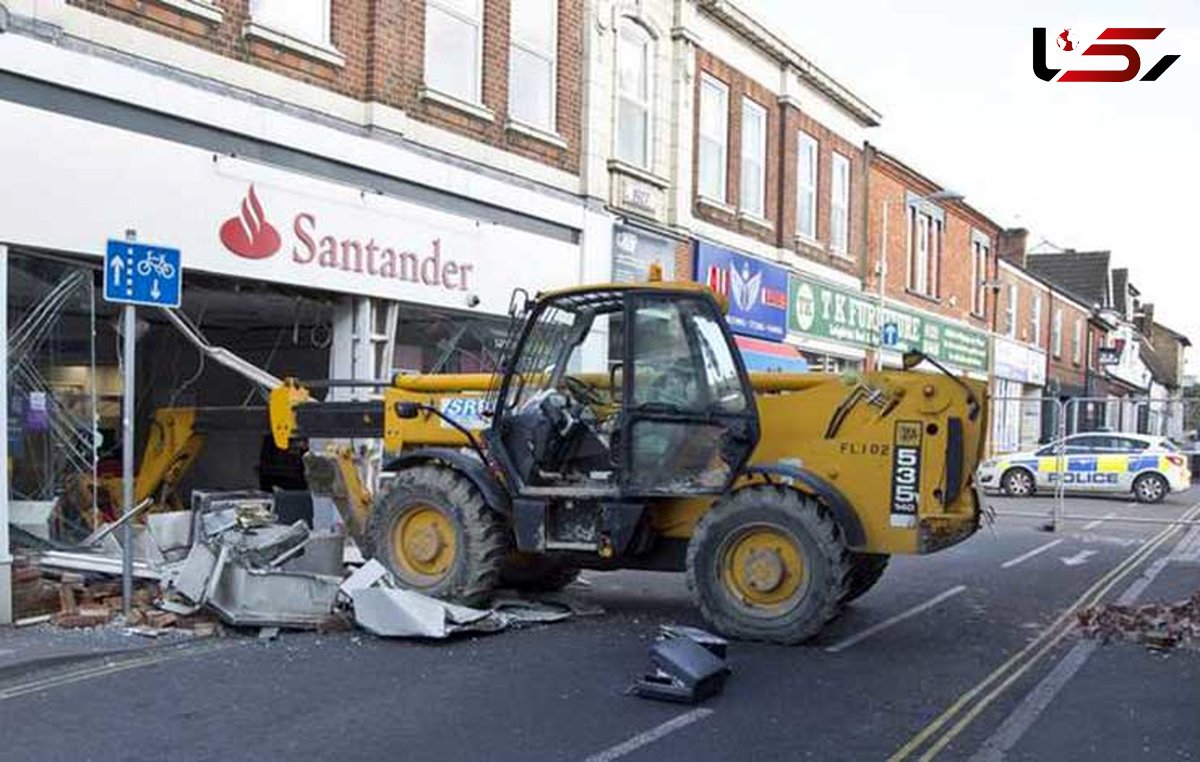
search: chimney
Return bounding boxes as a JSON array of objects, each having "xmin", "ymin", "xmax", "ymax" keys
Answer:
[
  {"xmin": 999, "ymin": 228, "xmax": 1028, "ymax": 268},
  {"xmin": 1136, "ymin": 303, "xmax": 1155, "ymax": 336}
]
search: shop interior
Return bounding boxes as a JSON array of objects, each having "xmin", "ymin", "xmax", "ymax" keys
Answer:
[{"xmin": 6, "ymin": 250, "xmax": 508, "ymax": 542}]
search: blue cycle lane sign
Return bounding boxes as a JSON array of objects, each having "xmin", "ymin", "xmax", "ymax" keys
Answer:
[
  {"xmin": 881, "ymin": 321, "xmax": 901, "ymax": 348},
  {"xmin": 104, "ymin": 240, "xmax": 182, "ymax": 308}
]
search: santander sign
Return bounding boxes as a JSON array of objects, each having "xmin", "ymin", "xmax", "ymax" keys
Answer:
[{"xmin": 218, "ymin": 184, "xmax": 474, "ymax": 291}]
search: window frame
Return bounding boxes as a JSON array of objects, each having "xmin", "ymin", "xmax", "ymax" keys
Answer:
[
  {"xmin": 249, "ymin": 0, "xmax": 333, "ymax": 46},
  {"xmin": 795, "ymin": 130, "xmax": 818, "ymax": 241},
  {"xmin": 614, "ymin": 19, "xmax": 654, "ymax": 168},
  {"xmin": 907, "ymin": 207, "xmax": 940, "ymax": 298},
  {"xmin": 1052, "ymin": 307, "xmax": 1063, "ymax": 358},
  {"xmin": 697, "ymin": 73, "xmax": 730, "ymax": 204},
  {"xmin": 508, "ymin": 0, "xmax": 559, "ymax": 132},
  {"xmin": 971, "ymin": 238, "xmax": 989, "ymax": 315},
  {"xmin": 424, "ymin": 0, "xmax": 486, "ymax": 106},
  {"xmin": 1030, "ymin": 293, "xmax": 1042, "ymax": 347},
  {"xmin": 830, "ymin": 151, "xmax": 850, "ymax": 255},
  {"xmin": 739, "ymin": 97, "xmax": 768, "ymax": 218},
  {"xmin": 1072, "ymin": 317, "xmax": 1083, "ymax": 364},
  {"xmin": 1005, "ymin": 282, "xmax": 1018, "ymax": 338}
]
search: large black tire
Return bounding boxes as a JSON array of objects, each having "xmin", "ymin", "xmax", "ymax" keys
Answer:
[
  {"xmin": 499, "ymin": 552, "xmax": 582, "ymax": 592},
  {"xmin": 367, "ymin": 465, "xmax": 510, "ymax": 607},
  {"xmin": 686, "ymin": 485, "xmax": 852, "ymax": 645},
  {"xmin": 1000, "ymin": 467, "xmax": 1036, "ymax": 497},
  {"xmin": 841, "ymin": 552, "xmax": 890, "ymax": 604},
  {"xmin": 1133, "ymin": 472, "xmax": 1169, "ymax": 504}
]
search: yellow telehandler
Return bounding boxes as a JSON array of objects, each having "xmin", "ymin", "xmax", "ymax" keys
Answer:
[{"xmin": 267, "ymin": 273, "xmax": 988, "ymax": 643}]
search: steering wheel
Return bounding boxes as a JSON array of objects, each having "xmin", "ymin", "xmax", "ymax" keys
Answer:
[{"xmin": 563, "ymin": 375, "xmax": 605, "ymax": 406}]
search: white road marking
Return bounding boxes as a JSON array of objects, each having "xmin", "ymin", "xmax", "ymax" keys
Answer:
[
  {"xmin": 0, "ymin": 641, "xmax": 234, "ymax": 701},
  {"xmin": 1081, "ymin": 512, "xmax": 1116, "ymax": 531},
  {"xmin": 1059, "ymin": 550, "xmax": 1097, "ymax": 567},
  {"xmin": 825, "ymin": 586, "xmax": 967, "ymax": 654},
  {"xmin": 967, "ymin": 523, "xmax": 1200, "ymax": 761},
  {"xmin": 583, "ymin": 708, "xmax": 714, "ymax": 762},
  {"xmin": 1000, "ymin": 539, "xmax": 1064, "ymax": 569}
]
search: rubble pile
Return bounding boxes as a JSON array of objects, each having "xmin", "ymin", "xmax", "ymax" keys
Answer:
[
  {"xmin": 23, "ymin": 490, "xmax": 596, "ymax": 641},
  {"xmin": 1076, "ymin": 590, "xmax": 1200, "ymax": 651}
]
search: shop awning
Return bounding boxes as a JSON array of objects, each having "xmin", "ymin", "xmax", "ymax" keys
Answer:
[{"xmin": 735, "ymin": 336, "xmax": 809, "ymax": 373}]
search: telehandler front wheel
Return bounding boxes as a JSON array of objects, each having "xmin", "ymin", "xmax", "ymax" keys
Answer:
[
  {"xmin": 367, "ymin": 465, "xmax": 510, "ymax": 607},
  {"xmin": 686, "ymin": 486, "xmax": 852, "ymax": 645},
  {"xmin": 841, "ymin": 552, "xmax": 890, "ymax": 605}
]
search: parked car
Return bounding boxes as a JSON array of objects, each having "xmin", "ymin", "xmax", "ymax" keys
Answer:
[{"xmin": 976, "ymin": 433, "xmax": 1191, "ymax": 504}]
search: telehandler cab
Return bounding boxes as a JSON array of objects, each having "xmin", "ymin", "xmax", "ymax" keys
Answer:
[{"xmin": 269, "ymin": 275, "xmax": 988, "ymax": 643}]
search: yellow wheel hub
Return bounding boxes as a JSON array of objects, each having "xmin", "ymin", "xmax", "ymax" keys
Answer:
[
  {"xmin": 391, "ymin": 505, "xmax": 457, "ymax": 583},
  {"xmin": 722, "ymin": 525, "xmax": 806, "ymax": 610}
]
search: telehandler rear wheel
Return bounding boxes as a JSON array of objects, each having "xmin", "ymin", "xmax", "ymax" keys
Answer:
[
  {"xmin": 840, "ymin": 552, "xmax": 890, "ymax": 604},
  {"xmin": 686, "ymin": 485, "xmax": 851, "ymax": 644},
  {"xmin": 368, "ymin": 464, "xmax": 510, "ymax": 607}
]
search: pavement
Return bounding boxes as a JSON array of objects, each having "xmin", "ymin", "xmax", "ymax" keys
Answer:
[{"xmin": 0, "ymin": 488, "xmax": 1197, "ymax": 761}]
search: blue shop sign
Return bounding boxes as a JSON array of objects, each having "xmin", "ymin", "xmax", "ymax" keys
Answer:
[{"xmin": 694, "ymin": 241, "xmax": 787, "ymax": 341}]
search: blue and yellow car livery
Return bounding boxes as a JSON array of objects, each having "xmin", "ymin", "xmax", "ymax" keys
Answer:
[{"xmin": 976, "ymin": 434, "xmax": 1191, "ymax": 503}]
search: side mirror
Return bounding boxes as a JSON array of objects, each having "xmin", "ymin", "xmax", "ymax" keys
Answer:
[
  {"xmin": 901, "ymin": 350, "xmax": 926, "ymax": 370},
  {"xmin": 396, "ymin": 402, "xmax": 420, "ymax": 419}
]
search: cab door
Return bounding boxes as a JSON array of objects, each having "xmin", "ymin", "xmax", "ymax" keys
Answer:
[
  {"xmin": 618, "ymin": 291, "xmax": 759, "ymax": 496},
  {"xmin": 1064, "ymin": 435, "xmax": 1122, "ymax": 492}
]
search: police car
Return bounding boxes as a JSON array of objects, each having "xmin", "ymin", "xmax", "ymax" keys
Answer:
[{"xmin": 976, "ymin": 433, "xmax": 1191, "ymax": 504}]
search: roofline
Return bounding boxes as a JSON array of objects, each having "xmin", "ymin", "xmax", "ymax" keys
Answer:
[
  {"xmin": 870, "ymin": 147, "xmax": 1003, "ymax": 231},
  {"xmin": 696, "ymin": 0, "xmax": 882, "ymax": 127},
  {"xmin": 1024, "ymin": 251, "xmax": 1114, "ymax": 311},
  {"xmin": 1154, "ymin": 322, "xmax": 1193, "ymax": 346}
]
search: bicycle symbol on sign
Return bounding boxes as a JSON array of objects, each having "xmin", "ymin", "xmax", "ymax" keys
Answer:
[{"xmin": 137, "ymin": 252, "xmax": 176, "ymax": 279}]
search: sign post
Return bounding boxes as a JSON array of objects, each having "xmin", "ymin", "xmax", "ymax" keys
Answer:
[{"xmin": 103, "ymin": 237, "xmax": 182, "ymax": 617}]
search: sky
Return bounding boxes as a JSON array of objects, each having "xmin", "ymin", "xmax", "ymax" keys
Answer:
[{"xmin": 739, "ymin": 0, "xmax": 1200, "ymax": 375}]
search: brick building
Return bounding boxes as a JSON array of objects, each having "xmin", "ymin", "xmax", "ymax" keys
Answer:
[
  {"xmin": 599, "ymin": 0, "xmax": 882, "ymax": 372},
  {"xmin": 864, "ymin": 150, "xmax": 995, "ymax": 379},
  {"xmin": 990, "ymin": 252, "xmax": 1049, "ymax": 453}
]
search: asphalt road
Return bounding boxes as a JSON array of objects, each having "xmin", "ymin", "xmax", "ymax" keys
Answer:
[{"xmin": 2, "ymin": 489, "xmax": 1198, "ymax": 762}]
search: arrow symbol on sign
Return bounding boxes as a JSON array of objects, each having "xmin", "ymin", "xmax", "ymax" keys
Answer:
[
  {"xmin": 150, "ymin": 280, "xmax": 161, "ymax": 300},
  {"xmin": 110, "ymin": 256, "xmax": 124, "ymax": 284},
  {"xmin": 1060, "ymin": 550, "xmax": 1098, "ymax": 567}
]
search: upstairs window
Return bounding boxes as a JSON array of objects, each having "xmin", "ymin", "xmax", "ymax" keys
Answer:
[
  {"xmin": 1030, "ymin": 293, "xmax": 1042, "ymax": 346},
  {"xmin": 250, "ymin": 0, "xmax": 331, "ymax": 45},
  {"xmin": 616, "ymin": 21, "xmax": 653, "ymax": 167},
  {"xmin": 1052, "ymin": 307, "xmax": 1063, "ymax": 357},
  {"xmin": 425, "ymin": 0, "xmax": 484, "ymax": 103},
  {"xmin": 739, "ymin": 98, "xmax": 767, "ymax": 218},
  {"xmin": 907, "ymin": 207, "xmax": 942, "ymax": 298},
  {"xmin": 698, "ymin": 74, "xmax": 729, "ymax": 202},
  {"xmin": 971, "ymin": 237, "xmax": 989, "ymax": 315},
  {"xmin": 796, "ymin": 131, "xmax": 818, "ymax": 240},
  {"xmin": 1005, "ymin": 283, "xmax": 1018, "ymax": 337},
  {"xmin": 1073, "ymin": 318, "xmax": 1083, "ymax": 364},
  {"xmin": 830, "ymin": 152, "xmax": 850, "ymax": 254},
  {"xmin": 509, "ymin": 0, "xmax": 557, "ymax": 131}
]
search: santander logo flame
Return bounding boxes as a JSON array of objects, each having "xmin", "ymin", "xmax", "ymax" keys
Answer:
[{"xmin": 219, "ymin": 184, "xmax": 282, "ymax": 259}]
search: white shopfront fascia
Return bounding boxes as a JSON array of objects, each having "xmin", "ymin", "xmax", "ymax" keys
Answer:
[
  {"xmin": 992, "ymin": 335, "xmax": 1047, "ymax": 387},
  {"xmin": 877, "ymin": 349, "xmax": 990, "ymax": 382},
  {"xmin": 0, "ymin": 100, "xmax": 581, "ymax": 315}
]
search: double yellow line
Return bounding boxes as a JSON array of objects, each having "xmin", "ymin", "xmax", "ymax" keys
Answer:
[{"xmin": 890, "ymin": 501, "xmax": 1200, "ymax": 761}]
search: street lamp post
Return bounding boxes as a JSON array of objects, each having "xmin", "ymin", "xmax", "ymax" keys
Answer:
[{"xmin": 875, "ymin": 189, "xmax": 964, "ymax": 371}]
